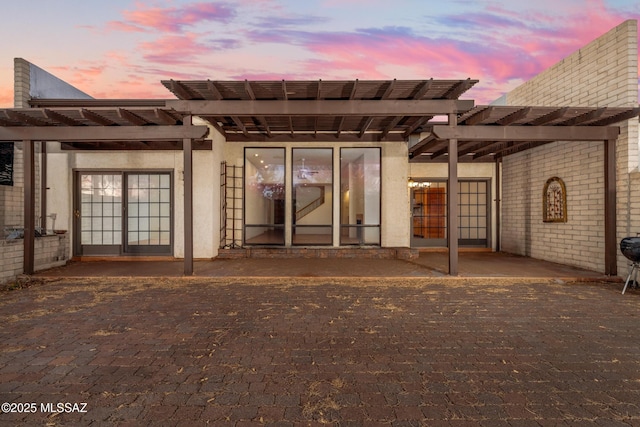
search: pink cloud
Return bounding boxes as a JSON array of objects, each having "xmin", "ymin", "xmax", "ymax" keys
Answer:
[
  {"xmin": 90, "ymin": 74, "xmax": 167, "ymax": 99},
  {"xmin": 50, "ymin": 64, "xmax": 107, "ymax": 92},
  {"xmin": 109, "ymin": 1, "xmax": 236, "ymax": 33},
  {"xmin": 245, "ymin": 0, "xmax": 638, "ymax": 103},
  {"xmin": 139, "ymin": 33, "xmax": 212, "ymax": 65}
]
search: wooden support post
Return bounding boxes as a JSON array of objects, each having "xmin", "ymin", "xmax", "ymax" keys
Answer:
[
  {"xmin": 448, "ymin": 114, "xmax": 459, "ymax": 276},
  {"xmin": 495, "ymin": 158, "xmax": 501, "ymax": 252},
  {"xmin": 183, "ymin": 116, "xmax": 194, "ymax": 276},
  {"xmin": 41, "ymin": 142, "xmax": 47, "ymax": 233},
  {"xmin": 604, "ymin": 138, "xmax": 617, "ymax": 276},
  {"xmin": 23, "ymin": 140, "xmax": 35, "ymax": 275}
]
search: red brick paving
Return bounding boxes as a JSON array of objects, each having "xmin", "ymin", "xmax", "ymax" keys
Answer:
[{"xmin": 1, "ymin": 277, "xmax": 639, "ymax": 426}]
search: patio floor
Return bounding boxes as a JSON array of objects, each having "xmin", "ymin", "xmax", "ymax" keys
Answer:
[
  {"xmin": 0, "ymin": 275, "xmax": 638, "ymax": 425},
  {"xmin": 36, "ymin": 251, "xmax": 616, "ymax": 281}
]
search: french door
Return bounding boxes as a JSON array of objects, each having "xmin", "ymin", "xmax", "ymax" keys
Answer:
[
  {"xmin": 411, "ymin": 179, "xmax": 490, "ymax": 248},
  {"xmin": 74, "ymin": 171, "xmax": 173, "ymax": 256}
]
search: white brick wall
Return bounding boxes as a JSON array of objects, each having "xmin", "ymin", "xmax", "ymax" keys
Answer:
[
  {"xmin": 1, "ymin": 58, "xmax": 50, "ymax": 283},
  {"xmin": 502, "ymin": 20, "xmax": 639, "ymax": 274}
]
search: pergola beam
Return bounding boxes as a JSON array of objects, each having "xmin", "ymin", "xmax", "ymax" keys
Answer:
[
  {"xmin": 412, "ymin": 79, "xmax": 433, "ymax": 99},
  {"xmin": 80, "ymin": 109, "xmax": 117, "ymax": 126},
  {"xmin": 558, "ymin": 107, "xmax": 606, "ymax": 126},
  {"xmin": 154, "ymin": 108, "xmax": 179, "ymax": 125},
  {"xmin": 381, "ymin": 116, "xmax": 403, "ymax": 139},
  {"xmin": 432, "ymin": 125, "xmax": 619, "ymax": 141},
  {"xmin": 496, "ymin": 107, "xmax": 531, "ymax": 125},
  {"xmin": 206, "ymin": 80, "xmax": 223, "ymax": 100},
  {"xmin": 0, "ymin": 125, "xmax": 209, "ymax": 141},
  {"xmin": 118, "ymin": 108, "xmax": 150, "ymax": 126},
  {"xmin": 590, "ymin": 107, "xmax": 640, "ymax": 126},
  {"xmin": 409, "ymin": 134, "xmax": 438, "ymax": 157},
  {"xmin": 6, "ymin": 110, "xmax": 47, "ymax": 127},
  {"xmin": 529, "ymin": 107, "xmax": 568, "ymax": 125},
  {"xmin": 167, "ymin": 99, "xmax": 475, "ymax": 116},
  {"xmin": 402, "ymin": 116, "xmax": 432, "ymax": 138},
  {"xmin": 170, "ymin": 79, "xmax": 197, "ymax": 100},
  {"xmin": 460, "ymin": 106, "xmax": 493, "ymax": 125},
  {"xmin": 43, "ymin": 109, "xmax": 84, "ymax": 126},
  {"xmin": 224, "ymin": 132, "xmax": 406, "ymax": 143},
  {"xmin": 359, "ymin": 117, "xmax": 375, "ymax": 137}
]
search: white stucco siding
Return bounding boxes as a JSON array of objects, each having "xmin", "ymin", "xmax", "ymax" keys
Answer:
[
  {"xmin": 381, "ymin": 141, "xmax": 410, "ymax": 247},
  {"xmin": 46, "ymin": 148, "xmax": 72, "ymax": 237}
]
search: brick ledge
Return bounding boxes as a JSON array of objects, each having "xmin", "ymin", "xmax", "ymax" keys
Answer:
[{"xmin": 217, "ymin": 247, "xmax": 418, "ymax": 260}]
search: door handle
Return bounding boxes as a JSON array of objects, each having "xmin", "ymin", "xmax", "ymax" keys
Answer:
[{"xmin": 74, "ymin": 209, "xmax": 80, "ymax": 218}]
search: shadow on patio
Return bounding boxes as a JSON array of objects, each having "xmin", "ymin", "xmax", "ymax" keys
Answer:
[{"xmin": 35, "ymin": 251, "xmax": 616, "ymax": 281}]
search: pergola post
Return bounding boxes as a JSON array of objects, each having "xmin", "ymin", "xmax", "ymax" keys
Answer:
[
  {"xmin": 604, "ymin": 138, "xmax": 617, "ymax": 276},
  {"xmin": 448, "ymin": 113, "xmax": 459, "ymax": 275},
  {"xmin": 23, "ymin": 139, "xmax": 35, "ymax": 275},
  {"xmin": 41, "ymin": 142, "xmax": 47, "ymax": 233},
  {"xmin": 495, "ymin": 158, "xmax": 501, "ymax": 252},
  {"xmin": 183, "ymin": 116, "xmax": 194, "ymax": 276}
]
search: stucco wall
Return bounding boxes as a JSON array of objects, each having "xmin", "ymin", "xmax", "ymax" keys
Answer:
[
  {"xmin": 501, "ymin": 20, "xmax": 639, "ymax": 273},
  {"xmin": 381, "ymin": 141, "xmax": 410, "ymax": 247}
]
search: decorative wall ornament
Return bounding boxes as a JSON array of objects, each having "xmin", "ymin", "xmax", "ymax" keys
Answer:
[
  {"xmin": 0, "ymin": 142, "xmax": 14, "ymax": 186},
  {"xmin": 543, "ymin": 176, "xmax": 567, "ymax": 223}
]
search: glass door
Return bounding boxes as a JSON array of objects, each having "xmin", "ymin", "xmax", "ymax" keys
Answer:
[
  {"xmin": 76, "ymin": 173, "xmax": 123, "ymax": 255},
  {"xmin": 411, "ymin": 180, "xmax": 490, "ymax": 248},
  {"xmin": 125, "ymin": 173, "xmax": 172, "ymax": 254},
  {"xmin": 75, "ymin": 171, "xmax": 172, "ymax": 256}
]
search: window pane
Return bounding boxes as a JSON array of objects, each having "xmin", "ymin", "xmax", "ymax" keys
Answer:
[
  {"xmin": 340, "ymin": 148, "xmax": 380, "ymax": 245},
  {"xmin": 127, "ymin": 173, "xmax": 171, "ymax": 246},
  {"xmin": 245, "ymin": 148, "xmax": 285, "ymax": 245},
  {"xmin": 292, "ymin": 148, "xmax": 333, "ymax": 245}
]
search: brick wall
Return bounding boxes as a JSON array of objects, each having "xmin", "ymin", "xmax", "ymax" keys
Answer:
[
  {"xmin": 14, "ymin": 58, "xmax": 30, "ymax": 108},
  {"xmin": 0, "ymin": 234, "xmax": 68, "ymax": 284},
  {"xmin": 502, "ymin": 20, "xmax": 639, "ymax": 274},
  {"xmin": 1, "ymin": 58, "xmax": 46, "ymax": 282}
]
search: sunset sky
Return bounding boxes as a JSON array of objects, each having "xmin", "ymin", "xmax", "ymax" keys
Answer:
[{"xmin": 0, "ymin": 0, "xmax": 639, "ymax": 107}]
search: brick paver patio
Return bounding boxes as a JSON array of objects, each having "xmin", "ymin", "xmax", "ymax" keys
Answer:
[{"xmin": 1, "ymin": 277, "xmax": 639, "ymax": 426}]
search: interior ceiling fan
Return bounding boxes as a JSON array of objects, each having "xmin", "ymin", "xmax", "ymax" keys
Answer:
[{"xmin": 297, "ymin": 158, "xmax": 318, "ymax": 180}]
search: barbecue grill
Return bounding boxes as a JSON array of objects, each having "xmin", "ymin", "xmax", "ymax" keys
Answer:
[{"xmin": 620, "ymin": 236, "xmax": 640, "ymax": 294}]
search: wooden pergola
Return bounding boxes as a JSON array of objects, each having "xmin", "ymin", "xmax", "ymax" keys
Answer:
[{"xmin": 1, "ymin": 79, "xmax": 638, "ymax": 276}]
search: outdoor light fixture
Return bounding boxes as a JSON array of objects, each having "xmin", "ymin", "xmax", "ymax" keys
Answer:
[{"xmin": 408, "ymin": 178, "xmax": 431, "ymax": 188}]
